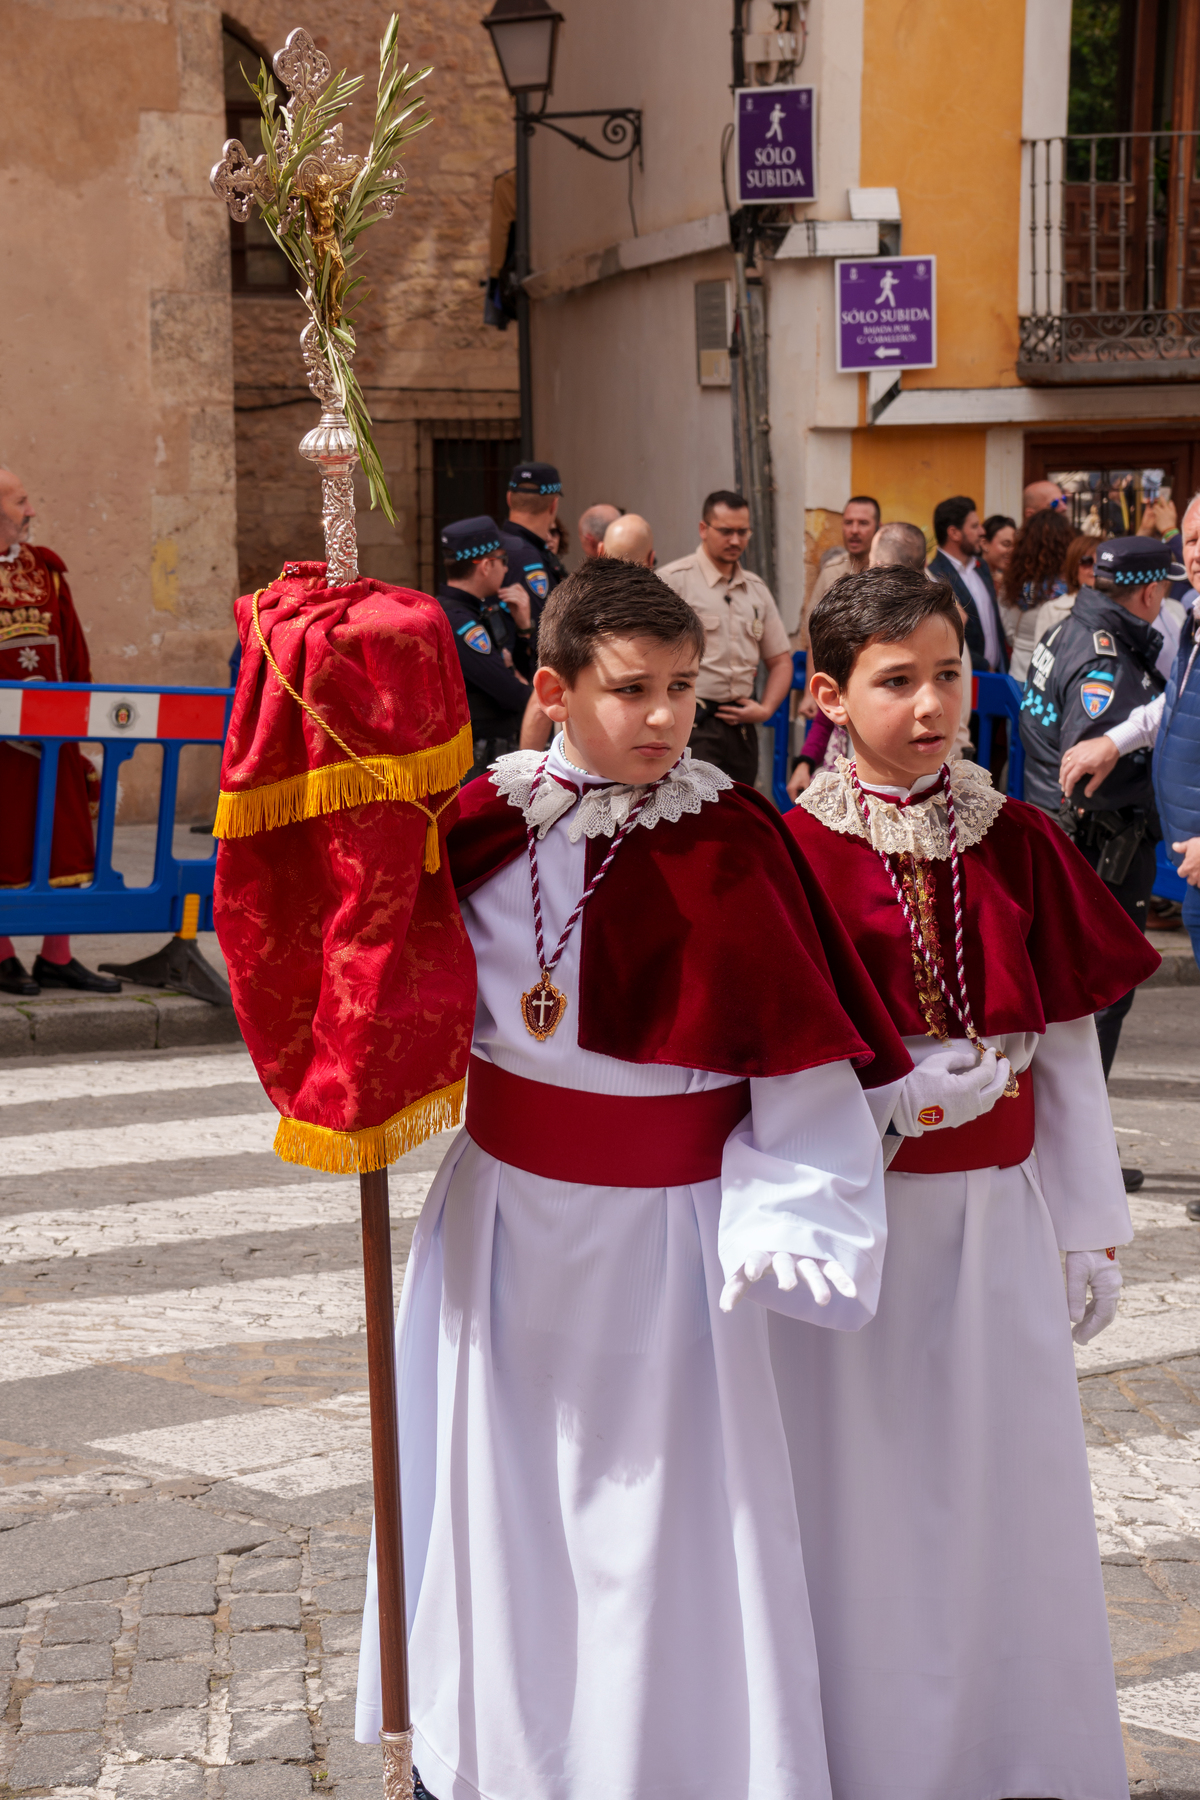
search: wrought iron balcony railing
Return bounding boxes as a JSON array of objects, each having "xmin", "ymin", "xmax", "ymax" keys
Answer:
[{"xmin": 1018, "ymin": 131, "xmax": 1200, "ymax": 383}]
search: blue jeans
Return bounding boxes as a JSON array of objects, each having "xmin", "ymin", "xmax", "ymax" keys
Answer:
[{"xmin": 1184, "ymin": 882, "xmax": 1200, "ymax": 969}]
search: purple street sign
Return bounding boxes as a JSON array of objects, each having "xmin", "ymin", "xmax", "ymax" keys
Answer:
[
  {"xmin": 836, "ymin": 256, "xmax": 937, "ymax": 372},
  {"xmin": 735, "ymin": 87, "xmax": 816, "ymax": 206}
]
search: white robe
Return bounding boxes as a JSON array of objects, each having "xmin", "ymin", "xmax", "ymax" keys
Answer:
[
  {"xmin": 771, "ymin": 1019, "xmax": 1134, "ymax": 1800},
  {"xmin": 356, "ymin": 747, "xmax": 892, "ymax": 1800}
]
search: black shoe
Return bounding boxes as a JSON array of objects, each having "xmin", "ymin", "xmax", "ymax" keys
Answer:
[
  {"xmin": 0, "ymin": 956, "xmax": 39, "ymax": 996},
  {"xmin": 1121, "ymin": 1166, "xmax": 1145, "ymax": 1193},
  {"xmin": 1187, "ymin": 1200, "xmax": 1200, "ymax": 1223},
  {"xmin": 414, "ymin": 1769, "xmax": 438, "ymax": 1800},
  {"xmin": 32, "ymin": 955, "xmax": 121, "ymax": 994}
]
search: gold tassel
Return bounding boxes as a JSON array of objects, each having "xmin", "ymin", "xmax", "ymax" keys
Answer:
[
  {"xmin": 271, "ymin": 1078, "xmax": 466, "ymax": 1173},
  {"xmin": 213, "ymin": 722, "xmax": 473, "ymax": 840},
  {"xmin": 423, "ymin": 817, "xmax": 441, "ymax": 874}
]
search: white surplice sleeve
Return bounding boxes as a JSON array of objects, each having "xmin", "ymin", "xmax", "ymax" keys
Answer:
[
  {"xmin": 718, "ymin": 1058, "xmax": 888, "ymax": 1332},
  {"xmin": 1030, "ymin": 1015, "xmax": 1133, "ymax": 1251}
]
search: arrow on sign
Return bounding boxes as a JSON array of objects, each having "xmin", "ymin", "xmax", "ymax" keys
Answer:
[{"xmin": 875, "ymin": 347, "xmax": 902, "ymax": 359}]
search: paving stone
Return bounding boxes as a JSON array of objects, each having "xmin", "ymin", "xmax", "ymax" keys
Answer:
[
  {"xmin": 8, "ymin": 1729, "xmax": 101, "ymax": 1790},
  {"xmin": 228, "ymin": 1707, "xmax": 313, "ymax": 1760},
  {"xmin": 0, "ymin": 1603, "xmax": 27, "ymax": 1627},
  {"xmin": 245, "ymin": 1537, "xmax": 302, "ymax": 1559},
  {"xmin": 42, "ymin": 1600, "xmax": 120, "ymax": 1643},
  {"xmin": 325, "ymin": 1732, "xmax": 383, "ymax": 1780},
  {"xmin": 320, "ymin": 1694, "xmax": 356, "ymax": 1731},
  {"xmin": 61, "ymin": 1575, "xmax": 129, "ymax": 1600},
  {"xmin": 21, "ymin": 1687, "xmax": 106, "ymax": 1731},
  {"xmin": 218, "ymin": 1763, "xmax": 313, "ymax": 1799},
  {"xmin": 138, "ymin": 1613, "xmax": 214, "ymax": 1659},
  {"xmin": 32, "ymin": 1641, "xmax": 112, "ymax": 1681},
  {"xmin": 123, "ymin": 1707, "xmax": 208, "ymax": 1758},
  {"xmin": 319, "ymin": 1614, "xmax": 361, "ymax": 1654},
  {"xmin": 115, "ymin": 1760, "xmax": 207, "ymax": 1798},
  {"xmin": 229, "ymin": 1627, "xmax": 306, "ymax": 1670},
  {"xmin": 164, "ymin": 1556, "xmax": 220, "ymax": 1581},
  {"xmin": 0, "ymin": 1499, "xmax": 269, "ymax": 1606},
  {"xmin": 230, "ymin": 1556, "xmax": 300, "ymax": 1592},
  {"xmin": 228, "ymin": 1667, "xmax": 306, "ymax": 1711},
  {"xmin": 308, "ymin": 1543, "xmax": 364, "ymax": 1577},
  {"xmin": 127, "ymin": 1658, "xmax": 210, "ymax": 1710},
  {"xmin": 229, "ymin": 1592, "xmax": 301, "ymax": 1629},
  {"xmin": 0, "ymin": 1629, "xmax": 19, "ymax": 1671},
  {"xmin": 141, "ymin": 1580, "xmax": 217, "ymax": 1616},
  {"xmin": 311, "ymin": 1576, "xmax": 366, "ymax": 1612}
]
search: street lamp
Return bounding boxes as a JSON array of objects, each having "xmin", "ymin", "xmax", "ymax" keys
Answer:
[
  {"xmin": 482, "ymin": 0, "xmax": 562, "ymax": 99},
  {"xmin": 481, "ymin": 0, "xmax": 640, "ymax": 459}
]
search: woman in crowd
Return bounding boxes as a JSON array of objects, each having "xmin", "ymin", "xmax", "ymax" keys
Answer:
[
  {"xmin": 1007, "ymin": 508, "xmax": 1076, "ymax": 682},
  {"xmin": 982, "ymin": 514, "xmax": 1018, "ymax": 644}
]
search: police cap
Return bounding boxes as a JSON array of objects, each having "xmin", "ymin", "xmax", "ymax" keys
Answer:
[
  {"xmin": 440, "ymin": 515, "xmax": 503, "ymax": 565},
  {"xmin": 507, "ymin": 460, "xmax": 562, "ymax": 496},
  {"xmin": 1093, "ymin": 535, "xmax": 1185, "ymax": 590}
]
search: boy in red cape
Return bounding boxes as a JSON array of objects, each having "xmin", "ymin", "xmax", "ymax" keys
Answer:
[
  {"xmin": 355, "ymin": 559, "xmax": 1005, "ymax": 1800},
  {"xmin": 778, "ymin": 564, "xmax": 1160, "ymax": 1800}
]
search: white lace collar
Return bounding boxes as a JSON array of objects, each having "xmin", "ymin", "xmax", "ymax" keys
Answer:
[
  {"xmin": 489, "ymin": 739, "xmax": 733, "ymax": 840},
  {"xmin": 799, "ymin": 754, "xmax": 1005, "ymax": 859}
]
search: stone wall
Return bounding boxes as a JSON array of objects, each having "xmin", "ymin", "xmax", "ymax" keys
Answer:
[{"xmin": 3, "ymin": 0, "xmax": 238, "ymax": 820}]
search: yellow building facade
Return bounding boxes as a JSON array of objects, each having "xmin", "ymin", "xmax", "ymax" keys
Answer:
[{"xmin": 525, "ymin": 0, "xmax": 1200, "ymax": 624}]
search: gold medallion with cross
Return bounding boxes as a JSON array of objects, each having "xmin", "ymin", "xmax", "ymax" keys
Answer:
[{"xmin": 521, "ymin": 968, "xmax": 568, "ymax": 1041}]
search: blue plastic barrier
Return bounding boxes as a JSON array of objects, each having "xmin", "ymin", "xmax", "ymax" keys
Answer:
[
  {"xmin": 769, "ymin": 651, "xmax": 807, "ymax": 813},
  {"xmin": 0, "ymin": 680, "xmax": 233, "ymax": 936}
]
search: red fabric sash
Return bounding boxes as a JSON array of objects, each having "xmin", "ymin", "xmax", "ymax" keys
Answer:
[
  {"xmin": 889, "ymin": 1076, "xmax": 1035, "ymax": 1174},
  {"xmin": 465, "ymin": 1055, "xmax": 751, "ymax": 1187}
]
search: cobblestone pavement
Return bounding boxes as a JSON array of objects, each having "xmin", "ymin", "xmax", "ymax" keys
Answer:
[{"xmin": 1, "ymin": 984, "xmax": 1200, "ymax": 1796}]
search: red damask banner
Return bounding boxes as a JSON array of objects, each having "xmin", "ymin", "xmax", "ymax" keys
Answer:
[{"xmin": 214, "ymin": 563, "xmax": 476, "ymax": 1171}]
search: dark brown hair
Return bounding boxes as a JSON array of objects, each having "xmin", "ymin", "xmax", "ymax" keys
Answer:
[
  {"xmin": 538, "ymin": 556, "xmax": 705, "ymax": 685},
  {"xmin": 808, "ymin": 565, "xmax": 964, "ymax": 689},
  {"xmin": 1007, "ymin": 508, "xmax": 1075, "ymax": 610}
]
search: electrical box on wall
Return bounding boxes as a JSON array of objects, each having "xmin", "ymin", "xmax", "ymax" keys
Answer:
[{"xmin": 695, "ymin": 280, "xmax": 732, "ymax": 386}]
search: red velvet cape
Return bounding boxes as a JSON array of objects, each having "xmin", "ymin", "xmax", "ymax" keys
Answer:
[
  {"xmin": 450, "ymin": 775, "xmax": 912, "ymax": 1087},
  {"xmin": 0, "ymin": 545, "xmax": 96, "ymax": 887},
  {"xmin": 214, "ymin": 563, "xmax": 476, "ymax": 1171},
  {"xmin": 784, "ymin": 795, "xmax": 1161, "ymax": 1037}
]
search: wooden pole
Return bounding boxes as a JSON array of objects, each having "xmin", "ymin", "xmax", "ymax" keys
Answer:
[{"xmin": 360, "ymin": 1167, "xmax": 413, "ymax": 1800}]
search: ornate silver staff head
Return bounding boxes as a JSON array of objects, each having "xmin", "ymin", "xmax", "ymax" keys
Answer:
[{"xmin": 211, "ymin": 20, "xmax": 430, "ymax": 584}]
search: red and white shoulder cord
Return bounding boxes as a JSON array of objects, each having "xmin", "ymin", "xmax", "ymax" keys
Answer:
[
  {"xmin": 520, "ymin": 752, "xmax": 682, "ymax": 1040},
  {"xmin": 850, "ymin": 760, "xmax": 1019, "ymax": 1098}
]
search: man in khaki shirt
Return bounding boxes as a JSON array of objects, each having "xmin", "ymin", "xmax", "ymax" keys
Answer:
[{"xmin": 658, "ymin": 489, "xmax": 793, "ymax": 783}]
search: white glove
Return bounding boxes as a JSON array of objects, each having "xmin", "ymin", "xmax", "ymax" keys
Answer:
[
  {"xmin": 890, "ymin": 1044, "xmax": 1011, "ymax": 1136},
  {"xmin": 720, "ymin": 1250, "xmax": 857, "ymax": 1314},
  {"xmin": 1066, "ymin": 1248, "xmax": 1122, "ymax": 1344}
]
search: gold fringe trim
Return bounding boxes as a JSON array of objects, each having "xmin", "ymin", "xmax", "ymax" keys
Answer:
[
  {"xmin": 213, "ymin": 723, "xmax": 473, "ymax": 841},
  {"xmin": 272, "ymin": 1078, "xmax": 465, "ymax": 1174}
]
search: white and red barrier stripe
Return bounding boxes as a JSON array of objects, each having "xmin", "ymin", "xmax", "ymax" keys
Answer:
[{"xmin": 0, "ymin": 687, "xmax": 226, "ymax": 741}]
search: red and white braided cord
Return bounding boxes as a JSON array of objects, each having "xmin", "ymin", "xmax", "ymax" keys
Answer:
[
  {"xmin": 849, "ymin": 762, "xmax": 978, "ymax": 1042},
  {"xmin": 526, "ymin": 754, "xmax": 680, "ymax": 975}
]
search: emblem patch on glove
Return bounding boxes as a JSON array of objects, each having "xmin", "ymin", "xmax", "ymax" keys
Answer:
[{"xmin": 917, "ymin": 1104, "xmax": 945, "ymax": 1127}]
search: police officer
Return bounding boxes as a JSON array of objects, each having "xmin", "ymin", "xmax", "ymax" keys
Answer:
[
  {"xmin": 498, "ymin": 461, "xmax": 567, "ymax": 668},
  {"xmin": 438, "ymin": 516, "xmax": 532, "ymax": 782},
  {"xmin": 1019, "ymin": 536, "xmax": 1177, "ymax": 1166}
]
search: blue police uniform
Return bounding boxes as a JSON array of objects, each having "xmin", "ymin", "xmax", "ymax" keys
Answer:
[
  {"xmin": 437, "ymin": 515, "xmax": 532, "ymax": 783},
  {"xmin": 1019, "ymin": 535, "xmax": 1179, "ymax": 1078},
  {"xmin": 499, "ymin": 462, "xmax": 567, "ymax": 668}
]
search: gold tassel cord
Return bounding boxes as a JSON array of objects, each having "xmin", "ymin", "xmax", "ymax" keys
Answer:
[
  {"xmin": 272, "ymin": 1078, "xmax": 466, "ymax": 1173},
  {"xmin": 213, "ymin": 580, "xmax": 473, "ymax": 847}
]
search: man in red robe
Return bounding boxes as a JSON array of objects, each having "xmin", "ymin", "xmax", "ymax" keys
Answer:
[{"xmin": 0, "ymin": 469, "xmax": 119, "ymax": 995}]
